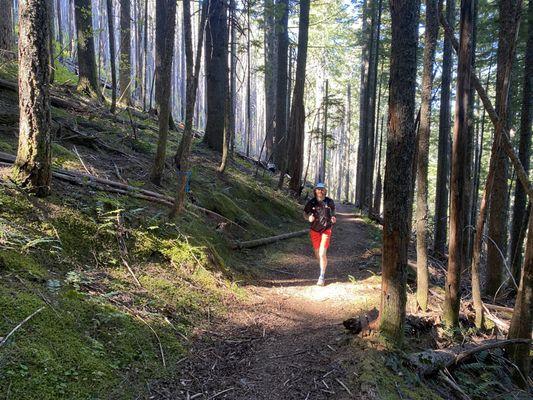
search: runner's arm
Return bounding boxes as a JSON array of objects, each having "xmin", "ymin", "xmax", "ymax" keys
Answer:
[{"xmin": 303, "ymin": 201, "xmax": 315, "ymax": 221}]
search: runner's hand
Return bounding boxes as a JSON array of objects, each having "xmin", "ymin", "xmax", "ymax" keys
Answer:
[
  {"xmin": 332, "ymin": 216, "xmax": 337, "ymax": 224},
  {"xmin": 308, "ymin": 215, "xmax": 315, "ymax": 223}
]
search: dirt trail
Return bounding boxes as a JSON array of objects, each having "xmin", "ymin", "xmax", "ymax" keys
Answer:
[{"xmin": 162, "ymin": 205, "xmax": 381, "ymax": 399}]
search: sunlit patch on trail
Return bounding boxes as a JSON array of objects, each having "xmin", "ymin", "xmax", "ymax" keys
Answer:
[{"xmin": 268, "ymin": 277, "xmax": 381, "ymax": 303}]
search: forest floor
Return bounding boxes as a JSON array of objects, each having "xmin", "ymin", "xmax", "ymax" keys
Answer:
[
  {"xmin": 1, "ymin": 61, "xmax": 529, "ymax": 400},
  {"xmin": 155, "ymin": 206, "xmax": 437, "ymax": 400}
]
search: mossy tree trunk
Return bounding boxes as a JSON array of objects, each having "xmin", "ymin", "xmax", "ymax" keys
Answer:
[
  {"xmin": 356, "ymin": 0, "xmax": 370, "ymax": 209},
  {"xmin": 0, "ymin": 0, "xmax": 14, "ymax": 58},
  {"xmin": 287, "ymin": 0, "xmax": 310, "ymax": 195},
  {"xmin": 434, "ymin": 0, "xmax": 455, "ymax": 257},
  {"xmin": 443, "ymin": 0, "xmax": 473, "ymax": 329},
  {"xmin": 74, "ymin": 0, "xmax": 101, "ymax": 98},
  {"xmin": 119, "ymin": 0, "xmax": 131, "ymax": 105},
  {"xmin": 378, "ymin": 0, "xmax": 419, "ymax": 343},
  {"xmin": 149, "ymin": 0, "xmax": 177, "ymax": 185},
  {"xmin": 509, "ymin": 0, "xmax": 532, "ymax": 283},
  {"xmin": 171, "ymin": 0, "xmax": 207, "ymax": 216},
  {"xmin": 507, "ymin": 209, "xmax": 533, "ymax": 387},
  {"xmin": 106, "ymin": 0, "xmax": 117, "ymax": 113},
  {"xmin": 203, "ymin": 0, "xmax": 229, "ymax": 152},
  {"xmin": 485, "ymin": 0, "xmax": 521, "ymax": 298},
  {"xmin": 264, "ymin": 0, "xmax": 277, "ymax": 162},
  {"xmin": 273, "ymin": 0, "xmax": 289, "ymax": 169},
  {"xmin": 416, "ymin": 0, "xmax": 439, "ymax": 312},
  {"xmin": 13, "ymin": 0, "xmax": 52, "ymax": 197}
]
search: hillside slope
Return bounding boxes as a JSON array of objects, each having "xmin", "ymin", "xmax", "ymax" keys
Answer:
[{"xmin": 0, "ymin": 62, "xmax": 305, "ymax": 399}]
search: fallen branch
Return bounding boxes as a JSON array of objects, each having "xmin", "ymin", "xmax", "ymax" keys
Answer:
[
  {"xmin": 0, "ymin": 306, "xmax": 45, "ymax": 348},
  {"xmin": 0, "ymin": 153, "xmax": 245, "ymax": 229},
  {"xmin": 438, "ymin": 370, "xmax": 471, "ymax": 400},
  {"xmin": 233, "ymin": 229, "xmax": 308, "ymax": 249},
  {"xmin": 408, "ymin": 338, "xmax": 532, "ymax": 376},
  {"xmin": 136, "ymin": 315, "xmax": 166, "ymax": 368}
]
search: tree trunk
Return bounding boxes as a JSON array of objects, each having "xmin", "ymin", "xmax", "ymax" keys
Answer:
[
  {"xmin": 434, "ymin": 0, "xmax": 455, "ymax": 257},
  {"xmin": 485, "ymin": 0, "xmax": 521, "ymax": 298},
  {"xmin": 48, "ymin": 0, "xmax": 55, "ymax": 83},
  {"xmin": 319, "ymin": 79, "xmax": 328, "ymax": 183},
  {"xmin": 203, "ymin": 0, "xmax": 229, "ymax": 152},
  {"xmin": 344, "ymin": 84, "xmax": 352, "ymax": 202},
  {"xmin": 509, "ymin": 0, "xmax": 532, "ymax": 283},
  {"xmin": 149, "ymin": 0, "xmax": 177, "ymax": 185},
  {"xmin": 142, "ymin": 0, "xmax": 148, "ymax": 110},
  {"xmin": 416, "ymin": 0, "xmax": 439, "ymax": 312},
  {"xmin": 462, "ymin": 0, "xmax": 477, "ymax": 268},
  {"xmin": 287, "ymin": 0, "xmax": 311, "ymax": 194},
  {"xmin": 119, "ymin": 0, "xmax": 132, "ymax": 104},
  {"xmin": 228, "ymin": 0, "xmax": 237, "ymax": 158},
  {"xmin": 273, "ymin": 0, "xmax": 289, "ymax": 169},
  {"xmin": 264, "ymin": 0, "xmax": 277, "ymax": 161},
  {"xmin": 507, "ymin": 209, "xmax": 533, "ymax": 386},
  {"xmin": 74, "ymin": 0, "xmax": 101, "ymax": 98},
  {"xmin": 56, "ymin": 0, "xmax": 63, "ymax": 56},
  {"xmin": 135, "ymin": 0, "xmax": 142, "ymax": 103},
  {"xmin": 245, "ymin": 0, "xmax": 252, "ymax": 158},
  {"xmin": 0, "ymin": 0, "xmax": 14, "ymax": 57},
  {"xmin": 356, "ymin": 0, "xmax": 370, "ymax": 208},
  {"xmin": 378, "ymin": 0, "xmax": 419, "ymax": 343},
  {"xmin": 171, "ymin": 0, "xmax": 207, "ymax": 215},
  {"xmin": 364, "ymin": 0, "xmax": 382, "ymax": 209},
  {"xmin": 13, "ymin": 0, "xmax": 52, "ymax": 197},
  {"xmin": 106, "ymin": 0, "xmax": 117, "ymax": 113},
  {"xmin": 443, "ymin": 0, "xmax": 473, "ymax": 329},
  {"xmin": 373, "ymin": 115, "xmax": 384, "ymax": 215}
]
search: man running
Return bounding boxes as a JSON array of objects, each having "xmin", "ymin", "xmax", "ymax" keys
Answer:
[{"xmin": 303, "ymin": 183, "xmax": 336, "ymax": 286}]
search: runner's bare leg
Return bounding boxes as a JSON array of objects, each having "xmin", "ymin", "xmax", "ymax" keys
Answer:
[{"xmin": 318, "ymin": 233, "xmax": 328, "ymax": 276}]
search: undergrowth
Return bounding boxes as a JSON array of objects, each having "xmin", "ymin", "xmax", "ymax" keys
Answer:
[{"xmin": 0, "ymin": 114, "xmax": 301, "ymax": 399}]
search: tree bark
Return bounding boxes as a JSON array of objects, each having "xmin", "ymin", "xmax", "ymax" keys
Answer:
[
  {"xmin": 485, "ymin": 0, "xmax": 521, "ymax": 298},
  {"xmin": 149, "ymin": 0, "xmax": 177, "ymax": 185},
  {"xmin": 356, "ymin": 0, "xmax": 371, "ymax": 209},
  {"xmin": 416, "ymin": 0, "xmax": 439, "ymax": 312},
  {"xmin": 287, "ymin": 0, "xmax": 311, "ymax": 194},
  {"xmin": 507, "ymin": 209, "xmax": 533, "ymax": 386},
  {"xmin": 378, "ymin": 0, "xmax": 419, "ymax": 343},
  {"xmin": 74, "ymin": 0, "xmax": 102, "ymax": 98},
  {"xmin": 119, "ymin": 0, "xmax": 132, "ymax": 104},
  {"xmin": 273, "ymin": 0, "xmax": 289, "ymax": 169},
  {"xmin": 509, "ymin": 0, "xmax": 532, "ymax": 283},
  {"xmin": 0, "ymin": 0, "xmax": 14, "ymax": 57},
  {"xmin": 319, "ymin": 79, "xmax": 328, "ymax": 183},
  {"xmin": 13, "ymin": 0, "xmax": 52, "ymax": 197},
  {"xmin": 171, "ymin": 0, "xmax": 207, "ymax": 215},
  {"xmin": 433, "ymin": 0, "xmax": 455, "ymax": 257},
  {"xmin": 264, "ymin": 0, "xmax": 277, "ymax": 161},
  {"xmin": 47, "ymin": 0, "xmax": 55, "ymax": 83},
  {"xmin": 228, "ymin": 0, "xmax": 237, "ymax": 158},
  {"xmin": 344, "ymin": 84, "xmax": 352, "ymax": 202},
  {"xmin": 443, "ymin": 0, "xmax": 473, "ymax": 329},
  {"xmin": 106, "ymin": 0, "xmax": 117, "ymax": 113},
  {"xmin": 364, "ymin": 0, "xmax": 382, "ymax": 209},
  {"xmin": 203, "ymin": 0, "xmax": 229, "ymax": 152}
]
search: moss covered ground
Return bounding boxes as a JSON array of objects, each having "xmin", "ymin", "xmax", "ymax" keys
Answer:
[{"xmin": 0, "ymin": 60, "xmax": 305, "ymax": 399}]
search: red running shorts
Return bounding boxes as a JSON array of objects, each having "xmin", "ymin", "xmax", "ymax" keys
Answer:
[{"xmin": 310, "ymin": 229, "xmax": 332, "ymax": 250}]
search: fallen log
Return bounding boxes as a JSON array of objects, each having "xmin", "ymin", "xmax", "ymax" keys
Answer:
[
  {"xmin": 408, "ymin": 338, "xmax": 532, "ymax": 376},
  {"xmin": 233, "ymin": 229, "xmax": 308, "ymax": 249},
  {"xmin": 0, "ymin": 78, "xmax": 87, "ymax": 112},
  {"xmin": 0, "ymin": 153, "xmax": 244, "ymax": 230}
]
